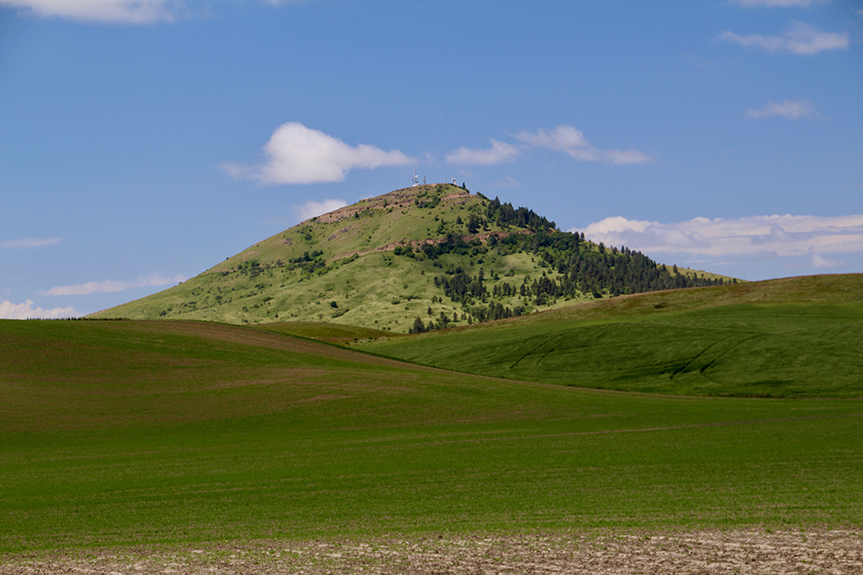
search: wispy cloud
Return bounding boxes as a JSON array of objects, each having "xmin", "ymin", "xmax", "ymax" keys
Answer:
[
  {"xmin": 445, "ymin": 140, "xmax": 521, "ymax": 166},
  {"xmin": 445, "ymin": 125, "xmax": 653, "ymax": 168},
  {"xmin": 746, "ymin": 99, "xmax": 818, "ymax": 119},
  {"xmin": 578, "ymin": 214, "xmax": 863, "ymax": 264},
  {"xmin": 224, "ymin": 122, "xmax": 414, "ymax": 185},
  {"xmin": 0, "ymin": 0, "xmax": 306, "ymax": 24},
  {"xmin": 0, "ymin": 299, "xmax": 78, "ymax": 319},
  {"xmin": 810, "ymin": 253, "xmax": 843, "ymax": 268},
  {"xmin": 515, "ymin": 125, "xmax": 654, "ymax": 165},
  {"xmin": 719, "ymin": 22, "xmax": 849, "ymax": 55},
  {"xmin": 1, "ymin": 237, "xmax": 61, "ymax": 249},
  {"xmin": 731, "ymin": 0, "xmax": 828, "ymax": 7},
  {"xmin": 41, "ymin": 273, "xmax": 186, "ymax": 296},
  {"xmin": 0, "ymin": 0, "xmax": 182, "ymax": 24},
  {"xmin": 293, "ymin": 198, "xmax": 348, "ymax": 221}
]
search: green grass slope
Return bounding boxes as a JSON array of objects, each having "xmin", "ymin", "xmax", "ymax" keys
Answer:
[
  {"xmin": 1, "ymin": 319, "xmax": 861, "ymax": 552},
  {"xmin": 90, "ymin": 185, "xmax": 522, "ymax": 332},
  {"xmin": 253, "ymin": 321, "xmax": 392, "ymax": 343},
  {"xmin": 90, "ymin": 184, "xmax": 733, "ymax": 332},
  {"xmin": 361, "ymin": 274, "xmax": 863, "ymax": 398}
]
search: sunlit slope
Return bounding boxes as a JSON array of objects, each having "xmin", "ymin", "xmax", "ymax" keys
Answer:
[
  {"xmin": 362, "ymin": 274, "xmax": 863, "ymax": 398},
  {"xmin": 1, "ymin": 319, "xmax": 861, "ymax": 551},
  {"xmin": 90, "ymin": 184, "xmax": 734, "ymax": 332},
  {"xmin": 90, "ymin": 185, "xmax": 521, "ymax": 331}
]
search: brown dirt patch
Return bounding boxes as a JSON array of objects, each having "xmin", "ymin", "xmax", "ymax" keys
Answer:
[{"xmin": 2, "ymin": 529, "xmax": 860, "ymax": 574}]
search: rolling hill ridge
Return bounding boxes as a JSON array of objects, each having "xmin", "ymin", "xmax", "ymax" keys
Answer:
[{"xmin": 361, "ymin": 273, "xmax": 863, "ymax": 398}]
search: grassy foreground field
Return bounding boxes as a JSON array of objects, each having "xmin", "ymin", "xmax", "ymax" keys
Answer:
[
  {"xmin": 1, "ymin": 319, "xmax": 861, "ymax": 555},
  {"xmin": 362, "ymin": 274, "xmax": 863, "ymax": 398}
]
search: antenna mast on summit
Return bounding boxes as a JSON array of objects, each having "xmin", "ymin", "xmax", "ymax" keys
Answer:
[{"xmin": 412, "ymin": 171, "xmax": 419, "ymax": 187}]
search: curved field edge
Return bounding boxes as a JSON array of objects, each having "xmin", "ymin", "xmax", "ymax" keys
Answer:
[
  {"xmin": 0, "ymin": 319, "xmax": 861, "ymax": 552},
  {"xmin": 2, "ymin": 529, "xmax": 861, "ymax": 574},
  {"xmin": 360, "ymin": 274, "xmax": 863, "ymax": 398}
]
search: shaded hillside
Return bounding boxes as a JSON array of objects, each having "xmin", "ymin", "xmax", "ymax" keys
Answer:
[
  {"xmin": 92, "ymin": 184, "xmax": 732, "ymax": 331},
  {"xmin": 362, "ymin": 274, "xmax": 863, "ymax": 398}
]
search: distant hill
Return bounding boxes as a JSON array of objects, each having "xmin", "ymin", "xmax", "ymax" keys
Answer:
[{"xmin": 92, "ymin": 184, "xmax": 734, "ymax": 331}]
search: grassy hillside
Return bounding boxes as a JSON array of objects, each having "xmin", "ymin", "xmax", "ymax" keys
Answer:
[
  {"xmin": 253, "ymin": 321, "xmax": 392, "ymax": 342},
  {"xmin": 1, "ymin": 319, "xmax": 861, "ymax": 552},
  {"xmin": 361, "ymin": 274, "xmax": 863, "ymax": 398},
  {"xmin": 90, "ymin": 184, "xmax": 733, "ymax": 332}
]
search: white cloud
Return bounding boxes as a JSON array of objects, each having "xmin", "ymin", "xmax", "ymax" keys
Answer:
[
  {"xmin": 41, "ymin": 273, "xmax": 186, "ymax": 296},
  {"xmin": 746, "ymin": 99, "xmax": 818, "ymax": 119},
  {"xmin": 810, "ymin": 253, "xmax": 843, "ymax": 268},
  {"xmin": 731, "ymin": 0, "xmax": 828, "ymax": 7},
  {"xmin": 578, "ymin": 214, "xmax": 863, "ymax": 261},
  {"xmin": 0, "ymin": 0, "xmax": 181, "ymax": 24},
  {"xmin": 224, "ymin": 122, "xmax": 414, "ymax": 185},
  {"xmin": 1, "ymin": 237, "xmax": 61, "ymax": 249},
  {"xmin": 445, "ymin": 139, "xmax": 521, "ymax": 166},
  {"xmin": 292, "ymin": 199, "xmax": 348, "ymax": 221},
  {"xmin": 515, "ymin": 125, "xmax": 653, "ymax": 165},
  {"xmin": 719, "ymin": 22, "xmax": 849, "ymax": 55},
  {"xmin": 516, "ymin": 125, "xmax": 590, "ymax": 150},
  {"xmin": 0, "ymin": 300, "xmax": 78, "ymax": 319}
]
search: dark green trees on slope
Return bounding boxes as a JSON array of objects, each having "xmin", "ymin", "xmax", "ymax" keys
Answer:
[{"xmin": 405, "ymin": 196, "xmax": 729, "ymax": 331}]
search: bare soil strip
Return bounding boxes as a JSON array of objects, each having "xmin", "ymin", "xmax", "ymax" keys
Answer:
[{"xmin": 2, "ymin": 529, "xmax": 860, "ymax": 574}]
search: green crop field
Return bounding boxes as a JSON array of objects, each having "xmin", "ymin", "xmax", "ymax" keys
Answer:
[
  {"xmin": 362, "ymin": 274, "xmax": 863, "ymax": 398},
  {"xmin": 1, "ymin": 318, "xmax": 861, "ymax": 555}
]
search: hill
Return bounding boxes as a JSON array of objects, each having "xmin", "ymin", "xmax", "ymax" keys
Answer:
[
  {"xmin": 1, "ymin": 318, "xmax": 861, "ymax": 552},
  {"xmin": 361, "ymin": 273, "xmax": 863, "ymax": 398},
  {"xmin": 90, "ymin": 184, "xmax": 733, "ymax": 331}
]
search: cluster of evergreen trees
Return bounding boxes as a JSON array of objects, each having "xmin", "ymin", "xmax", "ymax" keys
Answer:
[
  {"xmin": 404, "ymin": 229, "xmax": 727, "ymax": 303},
  {"xmin": 419, "ymin": 235, "xmax": 487, "ymax": 260},
  {"xmin": 404, "ymin": 223, "xmax": 730, "ymax": 332},
  {"xmin": 408, "ymin": 192, "xmax": 730, "ymax": 333},
  {"xmin": 484, "ymin": 196, "xmax": 556, "ymax": 231}
]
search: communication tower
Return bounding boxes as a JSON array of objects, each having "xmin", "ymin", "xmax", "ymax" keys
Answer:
[{"xmin": 412, "ymin": 171, "xmax": 419, "ymax": 187}]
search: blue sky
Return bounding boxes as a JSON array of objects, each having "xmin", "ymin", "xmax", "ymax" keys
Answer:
[{"xmin": 1, "ymin": 0, "xmax": 861, "ymax": 318}]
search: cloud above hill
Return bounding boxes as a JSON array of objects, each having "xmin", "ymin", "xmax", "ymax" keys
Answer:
[
  {"xmin": 445, "ymin": 140, "xmax": 521, "ymax": 166},
  {"xmin": 746, "ymin": 99, "xmax": 818, "ymax": 119},
  {"xmin": 446, "ymin": 125, "xmax": 653, "ymax": 167},
  {"xmin": 224, "ymin": 123, "xmax": 414, "ymax": 185},
  {"xmin": 1, "ymin": 237, "xmax": 61, "ymax": 249},
  {"xmin": 515, "ymin": 126, "xmax": 653, "ymax": 165},
  {"xmin": 41, "ymin": 273, "xmax": 186, "ymax": 296},
  {"xmin": 579, "ymin": 214, "xmax": 863, "ymax": 265},
  {"xmin": 719, "ymin": 22, "xmax": 849, "ymax": 55},
  {"xmin": 0, "ymin": 299, "xmax": 78, "ymax": 319},
  {"xmin": 0, "ymin": 0, "xmax": 181, "ymax": 24},
  {"xmin": 0, "ymin": 0, "xmax": 308, "ymax": 23}
]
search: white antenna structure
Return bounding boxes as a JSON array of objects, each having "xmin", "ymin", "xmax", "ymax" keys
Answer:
[{"xmin": 412, "ymin": 170, "xmax": 419, "ymax": 187}]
